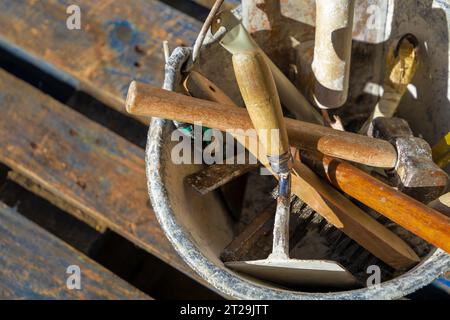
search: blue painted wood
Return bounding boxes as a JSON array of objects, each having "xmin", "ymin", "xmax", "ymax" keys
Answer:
[
  {"xmin": 0, "ymin": 0, "xmax": 201, "ymax": 116},
  {"xmin": 0, "ymin": 202, "xmax": 149, "ymax": 299},
  {"xmin": 0, "ymin": 69, "xmax": 203, "ymax": 285},
  {"xmin": 0, "ymin": 0, "xmax": 208, "ymax": 290}
]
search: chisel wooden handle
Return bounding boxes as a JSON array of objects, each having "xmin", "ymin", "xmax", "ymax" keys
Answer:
[
  {"xmin": 232, "ymin": 51, "xmax": 289, "ymax": 158},
  {"xmin": 184, "ymin": 71, "xmax": 237, "ymax": 107},
  {"xmin": 302, "ymin": 152, "xmax": 450, "ymax": 254},
  {"xmin": 126, "ymin": 82, "xmax": 397, "ymax": 168}
]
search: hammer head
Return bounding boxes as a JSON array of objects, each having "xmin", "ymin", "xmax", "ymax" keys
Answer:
[{"xmin": 369, "ymin": 117, "xmax": 449, "ymax": 203}]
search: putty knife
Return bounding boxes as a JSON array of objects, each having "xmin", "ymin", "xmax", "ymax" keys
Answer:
[{"xmin": 226, "ymin": 50, "xmax": 358, "ymax": 289}]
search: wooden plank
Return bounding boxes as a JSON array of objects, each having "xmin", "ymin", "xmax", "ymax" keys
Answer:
[
  {"xmin": 8, "ymin": 171, "xmax": 107, "ymax": 232},
  {"xmin": 0, "ymin": 202, "xmax": 149, "ymax": 299},
  {"xmin": 0, "ymin": 69, "xmax": 203, "ymax": 285},
  {"xmin": 0, "ymin": 0, "xmax": 201, "ymax": 116},
  {"xmin": 185, "ymin": 162, "xmax": 258, "ymax": 195}
]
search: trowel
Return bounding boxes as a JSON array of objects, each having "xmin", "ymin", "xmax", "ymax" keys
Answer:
[{"xmin": 226, "ymin": 50, "xmax": 359, "ymax": 289}]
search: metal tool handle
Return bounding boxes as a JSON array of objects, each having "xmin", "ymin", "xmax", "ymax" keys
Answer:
[
  {"xmin": 232, "ymin": 50, "xmax": 292, "ymax": 259},
  {"xmin": 270, "ymin": 166, "xmax": 291, "ymax": 260}
]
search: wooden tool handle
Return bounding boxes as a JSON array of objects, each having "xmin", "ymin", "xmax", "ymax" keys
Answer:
[
  {"xmin": 232, "ymin": 51, "xmax": 289, "ymax": 157},
  {"xmin": 291, "ymin": 159, "xmax": 419, "ymax": 269},
  {"xmin": 302, "ymin": 152, "xmax": 450, "ymax": 254},
  {"xmin": 184, "ymin": 71, "xmax": 237, "ymax": 107},
  {"xmin": 126, "ymin": 82, "xmax": 398, "ymax": 168}
]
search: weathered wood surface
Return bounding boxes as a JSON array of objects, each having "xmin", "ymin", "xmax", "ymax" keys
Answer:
[
  {"xmin": 221, "ymin": 203, "xmax": 276, "ymax": 262},
  {"xmin": 186, "ymin": 163, "xmax": 258, "ymax": 195},
  {"xmin": 0, "ymin": 0, "xmax": 201, "ymax": 116},
  {"xmin": 0, "ymin": 69, "xmax": 203, "ymax": 284},
  {"xmin": 8, "ymin": 171, "xmax": 107, "ymax": 233},
  {"xmin": 0, "ymin": 202, "xmax": 149, "ymax": 299}
]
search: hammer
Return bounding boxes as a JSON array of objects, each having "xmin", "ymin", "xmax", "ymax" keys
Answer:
[
  {"xmin": 222, "ymin": 50, "xmax": 358, "ymax": 289},
  {"xmin": 300, "ymin": 151, "xmax": 450, "ymax": 254},
  {"xmin": 126, "ymin": 83, "xmax": 445, "ymax": 187},
  {"xmin": 126, "ymin": 83, "xmax": 450, "ymax": 254},
  {"xmin": 368, "ymin": 117, "xmax": 449, "ymax": 203},
  {"xmin": 126, "ymin": 84, "xmax": 398, "ymax": 168}
]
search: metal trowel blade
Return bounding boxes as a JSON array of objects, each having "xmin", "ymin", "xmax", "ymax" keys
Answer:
[{"xmin": 225, "ymin": 259, "xmax": 360, "ymax": 289}]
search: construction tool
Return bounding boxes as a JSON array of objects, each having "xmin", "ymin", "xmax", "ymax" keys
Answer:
[
  {"xmin": 183, "ymin": 71, "xmax": 420, "ymax": 269},
  {"xmin": 126, "ymin": 84, "xmax": 398, "ymax": 168},
  {"xmin": 126, "ymin": 78, "xmax": 450, "ymax": 255},
  {"xmin": 221, "ymin": 198, "xmax": 330, "ymax": 264},
  {"xmin": 312, "ymin": 0, "xmax": 355, "ymax": 110},
  {"xmin": 225, "ymin": 50, "xmax": 358, "ymax": 288},
  {"xmin": 210, "ymin": 10, "xmax": 323, "ymax": 125},
  {"xmin": 221, "ymin": 202, "xmax": 277, "ymax": 263},
  {"xmin": 127, "ymin": 78, "xmax": 420, "ymax": 270},
  {"xmin": 432, "ymin": 132, "xmax": 450, "ymax": 169},
  {"xmin": 289, "ymin": 159, "xmax": 420, "ymax": 269},
  {"xmin": 301, "ymin": 152, "xmax": 450, "ymax": 254},
  {"xmin": 368, "ymin": 117, "xmax": 449, "ymax": 203},
  {"xmin": 360, "ymin": 34, "xmax": 419, "ymax": 134},
  {"xmin": 126, "ymin": 84, "xmax": 449, "ymax": 186}
]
